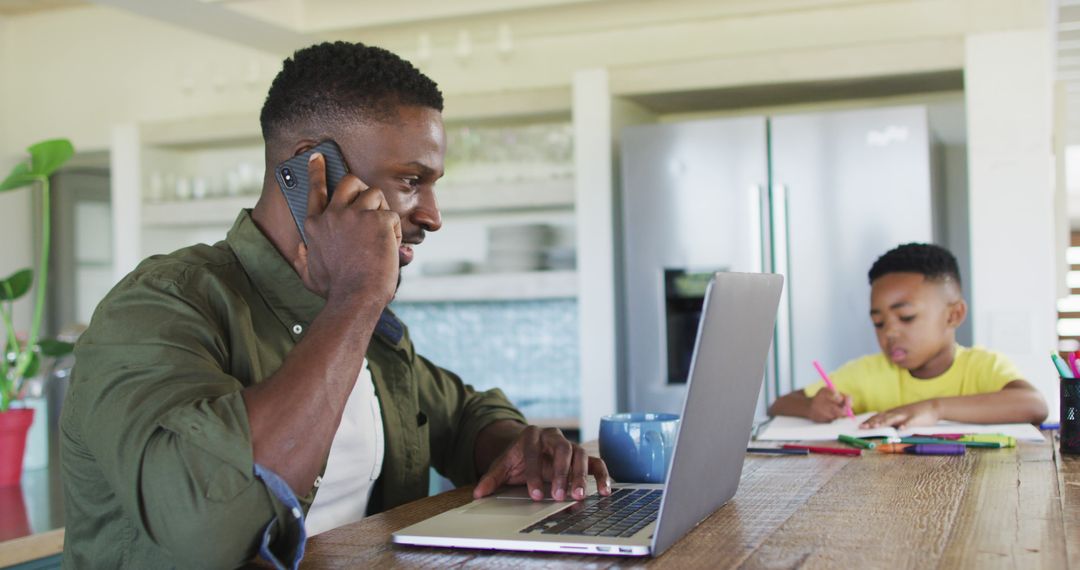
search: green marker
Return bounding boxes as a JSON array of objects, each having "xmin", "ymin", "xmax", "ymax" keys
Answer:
[
  {"xmin": 898, "ymin": 437, "xmax": 1001, "ymax": 448},
  {"xmin": 838, "ymin": 434, "xmax": 876, "ymax": 449}
]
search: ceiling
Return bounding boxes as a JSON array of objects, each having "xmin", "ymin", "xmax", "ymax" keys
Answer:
[
  {"xmin": 1, "ymin": 0, "xmax": 1065, "ymax": 144},
  {"xmin": 0, "ymin": 0, "xmax": 85, "ymax": 15}
]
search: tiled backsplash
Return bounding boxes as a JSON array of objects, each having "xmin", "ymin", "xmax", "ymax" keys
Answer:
[{"xmin": 390, "ymin": 299, "xmax": 580, "ymax": 421}]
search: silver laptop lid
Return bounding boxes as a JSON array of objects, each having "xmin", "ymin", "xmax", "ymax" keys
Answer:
[{"xmin": 650, "ymin": 272, "xmax": 783, "ymax": 556}]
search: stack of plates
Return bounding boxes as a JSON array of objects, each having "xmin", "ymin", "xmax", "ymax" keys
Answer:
[
  {"xmin": 544, "ymin": 225, "xmax": 576, "ymax": 270},
  {"xmin": 486, "ymin": 224, "xmax": 553, "ymax": 272}
]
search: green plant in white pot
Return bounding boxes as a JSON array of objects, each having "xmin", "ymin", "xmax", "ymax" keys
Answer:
[{"xmin": 0, "ymin": 139, "xmax": 76, "ymax": 486}]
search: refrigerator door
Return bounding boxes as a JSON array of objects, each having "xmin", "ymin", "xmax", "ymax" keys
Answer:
[
  {"xmin": 620, "ymin": 116, "xmax": 769, "ymax": 414},
  {"xmin": 771, "ymin": 106, "xmax": 934, "ymax": 392}
]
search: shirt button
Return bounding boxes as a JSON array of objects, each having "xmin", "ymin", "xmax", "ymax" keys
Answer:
[
  {"xmin": 292, "ymin": 324, "xmax": 303, "ymax": 335},
  {"xmin": 313, "ymin": 476, "xmax": 322, "ymax": 488}
]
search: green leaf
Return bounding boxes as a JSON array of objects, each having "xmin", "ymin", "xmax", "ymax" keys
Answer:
[
  {"xmin": 27, "ymin": 138, "xmax": 74, "ymax": 177},
  {"xmin": 38, "ymin": 339, "xmax": 74, "ymax": 357},
  {"xmin": 21, "ymin": 352, "xmax": 40, "ymax": 379},
  {"xmin": 0, "ymin": 162, "xmax": 36, "ymax": 192},
  {"xmin": 0, "ymin": 269, "xmax": 33, "ymax": 301}
]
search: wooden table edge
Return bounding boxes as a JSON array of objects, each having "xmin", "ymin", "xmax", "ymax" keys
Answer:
[{"xmin": 0, "ymin": 527, "xmax": 64, "ymax": 567}]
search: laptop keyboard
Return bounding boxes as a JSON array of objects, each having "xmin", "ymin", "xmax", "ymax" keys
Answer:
[{"xmin": 519, "ymin": 488, "xmax": 662, "ymax": 538}]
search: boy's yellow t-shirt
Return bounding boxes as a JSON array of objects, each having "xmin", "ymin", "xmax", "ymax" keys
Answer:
[{"xmin": 802, "ymin": 345, "xmax": 1021, "ymax": 414}]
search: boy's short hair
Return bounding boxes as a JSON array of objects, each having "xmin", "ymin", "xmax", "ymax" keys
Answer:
[
  {"xmin": 259, "ymin": 41, "xmax": 444, "ymax": 142},
  {"xmin": 868, "ymin": 243, "xmax": 962, "ymax": 288}
]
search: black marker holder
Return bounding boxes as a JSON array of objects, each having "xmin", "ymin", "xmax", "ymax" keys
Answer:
[{"xmin": 1062, "ymin": 377, "xmax": 1080, "ymax": 455}]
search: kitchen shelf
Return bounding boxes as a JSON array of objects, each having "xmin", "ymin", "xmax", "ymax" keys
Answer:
[
  {"xmin": 395, "ymin": 270, "xmax": 577, "ymax": 302},
  {"xmin": 142, "ymin": 196, "xmax": 258, "ymax": 226},
  {"xmin": 139, "ymin": 176, "xmax": 572, "ymax": 228}
]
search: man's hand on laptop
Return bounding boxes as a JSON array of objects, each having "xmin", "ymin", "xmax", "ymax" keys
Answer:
[{"xmin": 472, "ymin": 423, "xmax": 612, "ymax": 502}]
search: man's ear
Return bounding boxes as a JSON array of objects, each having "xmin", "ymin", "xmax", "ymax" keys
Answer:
[{"xmin": 947, "ymin": 299, "xmax": 967, "ymax": 329}]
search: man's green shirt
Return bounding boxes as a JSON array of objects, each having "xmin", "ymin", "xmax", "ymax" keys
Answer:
[{"xmin": 60, "ymin": 211, "xmax": 526, "ymax": 568}]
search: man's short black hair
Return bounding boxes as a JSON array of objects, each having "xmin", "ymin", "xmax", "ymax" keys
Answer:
[
  {"xmin": 868, "ymin": 243, "xmax": 962, "ymax": 288},
  {"xmin": 260, "ymin": 41, "xmax": 444, "ymax": 142}
]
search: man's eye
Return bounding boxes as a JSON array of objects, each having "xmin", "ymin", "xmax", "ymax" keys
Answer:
[
  {"xmin": 872, "ymin": 321, "xmax": 884, "ymax": 329},
  {"xmin": 402, "ymin": 177, "xmax": 421, "ymax": 188},
  {"xmin": 899, "ymin": 315, "xmax": 916, "ymax": 323}
]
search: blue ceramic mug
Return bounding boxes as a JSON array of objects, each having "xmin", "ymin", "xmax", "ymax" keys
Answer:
[{"xmin": 598, "ymin": 413, "xmax": 680, "ymax": 483}]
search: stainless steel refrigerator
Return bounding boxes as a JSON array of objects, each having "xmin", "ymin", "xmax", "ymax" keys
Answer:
[{"xmin": 619, "ymin": 105, "xmax": 934, "ymax": 416}]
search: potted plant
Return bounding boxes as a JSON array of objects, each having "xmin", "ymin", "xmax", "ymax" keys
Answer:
[{"xmin": 0, "ymin": 139, "xmax": 76, "ymax": 486}]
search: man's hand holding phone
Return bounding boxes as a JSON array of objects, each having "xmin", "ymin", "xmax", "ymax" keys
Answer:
[{"xmin": 292, "ymin": 151, "xmax": 402, "ymax": 307}]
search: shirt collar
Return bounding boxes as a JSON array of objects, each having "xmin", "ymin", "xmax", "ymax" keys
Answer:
[
  {"xmin": 226, "ymin": 210, "xmax": 406, "ymax": 347},
  {"xmin": 227, "ymin": 210, "xmax": 325, "ymax": 331}
]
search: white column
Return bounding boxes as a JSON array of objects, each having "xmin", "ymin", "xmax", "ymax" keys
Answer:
[
  {"xmin": 965, "ymin": 30, "xmax": 1059, "ymax": 418},
  {"xmin": 573, "ymin": 69, "xmax": 618, "ymax": 441},
  {"xmin": 110, "ymin": 124, "xmax": 142, "ymax": 282}
]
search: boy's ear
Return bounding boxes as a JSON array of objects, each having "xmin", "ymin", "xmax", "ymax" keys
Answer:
[{"xmin": 946, "ymin": 299, "xmax": 968, "ymax": 329}]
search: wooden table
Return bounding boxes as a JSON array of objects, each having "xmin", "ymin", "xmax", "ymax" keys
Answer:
[{"xmin": 299, "ymin": 435, "xmax": 1080, "ymax": 569}]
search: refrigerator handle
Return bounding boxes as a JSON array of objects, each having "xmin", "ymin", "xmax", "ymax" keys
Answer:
[
  {"xmin": 750, "ymin": 185, "xmax": 768, "ymax": 273},
  {"xmin": 770, "ymin": 183, "xmax": 795, "ymax": 401},
  {"xmin": 752, "ymin": 184, "xmax": 776, "ymax": 409}
]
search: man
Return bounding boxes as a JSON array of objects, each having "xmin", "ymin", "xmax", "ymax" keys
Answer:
[{"xmin": 61, "ymin": 41, "xmax": 609, "ymax": 569}]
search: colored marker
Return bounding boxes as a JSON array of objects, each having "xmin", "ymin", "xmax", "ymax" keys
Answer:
[
  {"xmin": 899, "ymin": 437, "xmax": 1001, "ymax": 448},
  {"xmin": 958, "ymin": 434, "xmax": 1015, "ymax": 448},
  {"xmin": 1052, "ymin": 353, "xmax": 1073, "ymax": 378},
  {"xmin": 876, "ymin": 443, "xmax": 912, "ymax": 454},
  {"xmin": 1041, "ymin": 422, "xmax": 1061, "ymax": 430},
  {"xmin": 746, "ymin": 447, "xmax": 810, "ymax": 455},
  {"xmin": 911, "ymin": 433, "xmax": 964, "ymax": 440},
  {"xmin": 812, "ymin": 360, "xmax": 854, "ymax": 419},
  {"xmin": 782, "ymin": 444, "xmax": 862, "ymax": 457},
  {"xmin": 838, "ymin": 434, "xmax": 876, "ymax": 449},
  {"xmin": 905, "ymin": 443, "xmax": 965, "ymax": 456},
  {"xmin": 1070, "ymin": 352, "xmax": 1080, "ymax": 378}
]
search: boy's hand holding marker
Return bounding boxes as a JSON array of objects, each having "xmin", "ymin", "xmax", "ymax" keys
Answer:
[{"xmin": 808, "ymin": 388, "xmax": 854, "ymax": 423}]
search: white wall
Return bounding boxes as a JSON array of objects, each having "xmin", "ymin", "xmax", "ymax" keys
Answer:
[
  {"xmin": 2, "ymin": 7, "xmax": 280, "ymax": 154},
  {"xmin": 965, "ymin": 30, "xmax": 1059, "ymax": 419},
  {"xmin": 0, "ymin": 14, "xmax": 35, "ymax": 332}
]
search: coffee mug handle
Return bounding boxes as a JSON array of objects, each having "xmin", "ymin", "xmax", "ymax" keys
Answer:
[{"xmin": 643, "ymin": 430, "xmax": 666, "ymax": 482}]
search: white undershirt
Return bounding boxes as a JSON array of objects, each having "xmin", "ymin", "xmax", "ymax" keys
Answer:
[{"xmin": 304, "ymin": 358, "xmax": 385, "ymax": 536}]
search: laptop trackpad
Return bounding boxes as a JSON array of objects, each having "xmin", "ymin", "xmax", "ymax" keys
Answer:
[{"xmin": 466, "ymin": 497, "xmax": 559, "ymax": 516}]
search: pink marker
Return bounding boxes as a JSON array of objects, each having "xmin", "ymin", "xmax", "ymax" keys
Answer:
[
  {"xmin": 813, "ymin": 360, "xmax": 854, "ymax": 419},
  {"xmin": 1069, "ymin": 352, "xmax": 1080, "ymax": 378}
]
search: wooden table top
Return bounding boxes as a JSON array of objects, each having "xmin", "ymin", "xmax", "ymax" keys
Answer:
[{"xmin": 299, "ymin": 434, "xmax": 1080, "ymax": 569}]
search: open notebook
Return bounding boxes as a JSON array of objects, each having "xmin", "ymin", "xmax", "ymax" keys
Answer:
[{"xmin": 755, "ymin": 412, "xmax": 1046, "ymax": 442}]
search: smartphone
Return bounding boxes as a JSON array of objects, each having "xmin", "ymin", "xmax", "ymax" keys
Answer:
[{"xmin": 274, "ymin": 139, "xmax": 349, "ymax": 244}]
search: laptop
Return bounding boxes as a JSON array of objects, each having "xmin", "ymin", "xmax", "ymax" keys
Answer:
[{"xmin": 393, "ymin": 272, "xmax": 783, "ymax": 557}]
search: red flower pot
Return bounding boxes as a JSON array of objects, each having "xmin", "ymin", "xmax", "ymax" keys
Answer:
[{"xmin": 0, "ymin": 408, "xmax": 34, "ymax": 487}]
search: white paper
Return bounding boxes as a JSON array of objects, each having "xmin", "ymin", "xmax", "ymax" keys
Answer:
[
  {"xmin": 755, "ymin": 413, "xmax": 897, "ymax": 441},
  {"xmin": 755, "ymin": 413, "xmax": 1046, "ymax": 443}
]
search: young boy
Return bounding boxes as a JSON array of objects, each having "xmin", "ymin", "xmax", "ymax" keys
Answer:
[{"xmin": 768, "ymin": 243, "xmax": 1048, "ymax": 428}]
